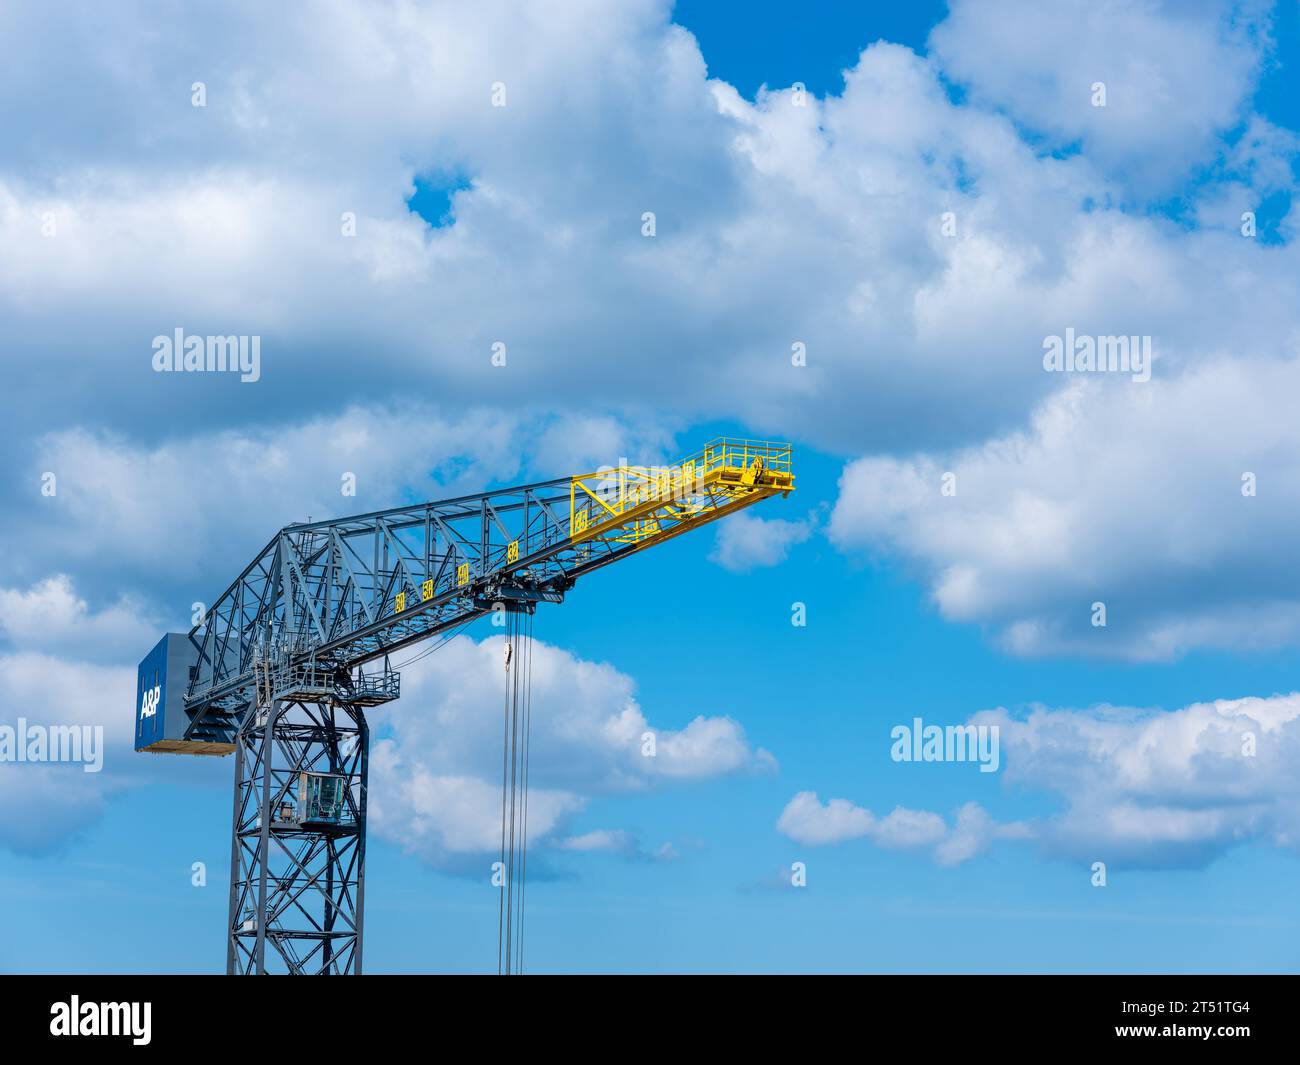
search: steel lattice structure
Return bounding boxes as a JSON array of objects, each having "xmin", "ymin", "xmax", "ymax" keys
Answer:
[
  {"xmin": 227, "ymin": 698, "xmax": 368, "ymax": 975},
  {"xmin": 137, "ymin": 438, "xmax": 794, "ymax": 973}
]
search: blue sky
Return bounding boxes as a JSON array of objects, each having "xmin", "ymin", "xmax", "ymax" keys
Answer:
[{"xmin": 4, "ymin": 0, "xmax": 1300, "ymax": 974}]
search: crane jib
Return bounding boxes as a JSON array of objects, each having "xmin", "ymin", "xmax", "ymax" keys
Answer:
[{"xmin": 133, "ymin": 437, "xmax": 794, "ymax": 754}]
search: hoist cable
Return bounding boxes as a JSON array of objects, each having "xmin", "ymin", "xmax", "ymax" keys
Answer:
[
  {"xmin": 496, "ymin": 607, "xmax": 535, "ymax": 975},
  {"xmin": 501, "ymin": 611, "xmax": 517, "ymax": 972},
  {"xmin": 516, "ymin": 608, "xmax": 534, "ymax": 975},
  {"xmin": 497, "ymin": 610, "xmax": 515, "ymax": 974}
]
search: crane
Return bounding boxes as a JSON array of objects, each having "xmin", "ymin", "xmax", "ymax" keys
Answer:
[{"xmin": 133, "ymin": 437, "xmax": 795, "ymax": 974}]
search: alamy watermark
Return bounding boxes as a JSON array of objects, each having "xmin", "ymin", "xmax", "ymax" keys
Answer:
[
  {"xmin": 1, "ymin": 718, "xmax": 104, "ymax": 772},
  {"xmin": 50, "ymin": 997, "xmax": 150, "ymax": 1045},
  {"xmin": 890, "ymin": 717, "xmax": 1000, "ymax": 773},
  {"xmin": 586, "ymin": 458, "xmax": 710, "ymax": 506},
  {"xmin": 152, "ymin": 328, "xmax": 261, "ymax": 382},
  {"xmin": 1042, "ymin": 328, "xmax": 1150, "ymax": 382}
]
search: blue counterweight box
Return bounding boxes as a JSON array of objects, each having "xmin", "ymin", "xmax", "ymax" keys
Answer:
[{"xmin": 134, "ymin": 632, "xmax": 215, "ymax": 754}]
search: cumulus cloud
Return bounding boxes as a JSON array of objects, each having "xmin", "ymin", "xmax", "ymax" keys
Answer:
[
  {"xmin": 0, "ymin": 576, "xmax": 174, "ymax": 853},
  {"xmin": 4, "ymin": 0, "xmax": 1300, "ymax": 880},
  {"xmin": 3, "ymin": 0, "xmax": 1292, "ymax": 466},
  {"xmin": 553, "ymin": 828, "xmax": 677, "ymax": 861},
  {"xmin": 0, "ymin": 649, "xmax": 214, "ymax": 854},
  {"xmin": 710, "ymin": 511, "xmax": 813, "ymax": 572},
  {"xmin": 0, "ymin": 575, "xmax": 157, "ymax": 662},
  {"xmin": 831, "ymin": 362, "xmax": 1300, "ymax": 660},
  {"xmin": 368, "ymin": 634, "xmax": 774, "ymax": 871},
  {"xmin": 368, "ymin": 765, "xmax": 583, "ymax": 864},
  {"xmin": 781, "ymin": 690, "xmax": 1300, "ymax": 869},
  {"xmin": 11, "ymin": 406, "xmax": 675, "ymax": 604},
  {"xmin": 4, "ymin": 4, "xmax": 1299, "ymax": 681},
  {"xmin": 555, "ymin": 829, "xmax": 635, "ymax": 854},
  {"xmin": 978, "ymin": 692, "xmax": 1300, "ymax": 867},
  {"xmin": 0, "ymin": 598, "xmax": 772, "ymax": 860},
  {"xmin": 777, "ymin": 792, "xmax": 878, "ymax": 847},
  {"xmin": 930, "ymin": 0, "xmax": 1268, "ymax": 193},
  {"xmin": 777, "ymin": 791, "xmax": 1028, "ymax": 865}
]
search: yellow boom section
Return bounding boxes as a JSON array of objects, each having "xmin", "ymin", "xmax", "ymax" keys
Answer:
[{"xmin": 568, "ymin": 437, "xmax": 794, "ymax": 555}]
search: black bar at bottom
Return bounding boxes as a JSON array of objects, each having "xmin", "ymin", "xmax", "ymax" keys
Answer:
[{"xmin": 0, "ymin": 974, "xmax": 1289, "ymax": 1052}]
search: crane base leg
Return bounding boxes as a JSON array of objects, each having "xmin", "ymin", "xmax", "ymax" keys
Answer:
[{"xmin": 226, "ymin": 698, "xmax": 368, "ymax": 975}]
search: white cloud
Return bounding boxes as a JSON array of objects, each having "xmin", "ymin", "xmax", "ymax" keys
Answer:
[
  {"xmin": 0, "ymin": 622, "xmax": 773, "ymax": 862},
  {"xmin": 0, "ymin": 649, "xmax": 224, "ymax": 854},
  {"xmin": 0, "ymin": 768, "xmax": 112, "ymax": 856},
  {"xmin": 2, "ymin": 0, "xmax": 1292, "ymax": 468},
  {"xmin": 930, "ymin": 0, "xmax": 1266, "ymax": 192},
  {"xmin": 777, "ymin": 792, "xmax": 877, "ymax": 846},
  {"xmin": 12, "ymin": 406, "xmax": 673, "ymax": 599},
  {"xmin": 553, "ymin": 829, "xmax": 679, "ymax": 861},
  {"xmin": 0, "ymin": 575, "xmax": 157, "ymax": 662},
  {"xmin": 368, "ymin": 765, "xmax": 584, "ymax": 860},
  {"xmin": 555, "ymin": 829, "xmax": 634, "ymax": 854},
  {"xmin": 776, "ymin": 791, "xmax": 1025, "ymax": 864},
  {"xmin": 3, "ymin": 0, "xmax": 1300, "ymax": 878},
  {"xmin": 0, "ymin": 650, "xmax": 135, "ymax": 745},
  {"xmin": 368, "ymin": 634, "xmax": 774, "ymax": 870},
  {"xmin": 934, "ymin": 802, "xmax": 1032, "ymax": 866},
  {"xmin": 710, "ymin": 511, "xmax": 813, "ymax": 572},
  {"xmin": 976, "ymin": 692, "xmax": 1300, "ymax": 866},
  {"xmin": 782, "ymin": 690, "xmax": 1300, "ymax": 869},
  {"xmin": 831, "ymin": 361, "xmax": 1300, "ymax": 660}
]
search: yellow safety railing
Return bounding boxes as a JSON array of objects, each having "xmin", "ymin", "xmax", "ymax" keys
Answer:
[{"xmin": 568, "ymin": 438, "xmax": 794, "ymax": 546}]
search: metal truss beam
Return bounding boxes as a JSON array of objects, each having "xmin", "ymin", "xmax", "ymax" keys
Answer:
[{"xmin": 186, "ymin": 438, "xmax": 794, "ymax": 745}]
